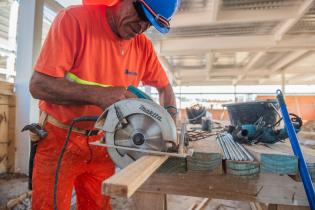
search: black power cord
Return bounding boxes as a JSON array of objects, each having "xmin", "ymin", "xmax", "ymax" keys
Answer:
[{"xmin": 53, "ymin": 116, "xmax": 98, "ymax": 210}]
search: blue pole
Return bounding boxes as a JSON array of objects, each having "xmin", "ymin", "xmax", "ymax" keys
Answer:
[{"xmin": 276, "ymin": 90, "xmax": 315, "ymax": 210}]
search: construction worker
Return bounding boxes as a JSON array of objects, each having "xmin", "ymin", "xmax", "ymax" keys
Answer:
[{"xmin": 29, "ymin": 0, "xmax": 180, "ymax": 209}]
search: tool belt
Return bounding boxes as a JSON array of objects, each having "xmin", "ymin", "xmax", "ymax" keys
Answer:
[
  {"xmin": 43, "ymin": 112, "xmax": 99, "ymax": 136},
  {"xmin": 29, "ymin": 112, "xmax": 99, "ymax": 142}
]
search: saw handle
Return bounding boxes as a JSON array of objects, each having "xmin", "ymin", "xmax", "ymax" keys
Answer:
[{"xmin": 127, "ymin": 85, "xmax": 153, "ymax": 100}]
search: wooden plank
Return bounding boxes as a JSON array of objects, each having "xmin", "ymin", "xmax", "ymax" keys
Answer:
[
  {"xmin": 0, "ymin": 104, "xmax": 9, "ymax": 174},
  {"xmin": 0, "ymin": 81, "xmax": 14, "ymax": 96},
  {"xmin": 0, "ymin": 95, "xmax": 9, "ymax": 105},
  {"xmin": 266, "ymin": 141, "xmax": 315, "ymax": 181},
  {"xmin": 102, "ymin": 155, "xmax": 168, "ymax": 198},
  {"xmin": 6, "ymin": 191, "xmax": 32, "ymax": 209},
  {"xmin": 276, "ymin": 205, "xmax": 310, "ymax": 210},
  {"xmin": 132, "ymin": 192, "xmax": 166, "ymax": 210},
  {"xmin": 0, "ymin": 143, "xmax": 8, "ymax": 174},
  {"xmin": 0, "ymin": 105, "xmax": 9, "ymax": 143},
  {"xmin": 7, "ymin": 97, "xmax": 15, "ymax": 172},
  {"xmin": 191, "ymin": 198, "xmax": 209, "ymax": 210},
  {"xmin": 139, "ymin": 172, "xmax": 311, "ymax": 207},
  {"xmin": 250, "ymin": 202, "xmax": 265, "ymax": 210},
  {"xmin": 226, "ymin": 160, "xmax": 260, "ymax": 176},
  {"xmin": 187, "ymin": 137, "xmax": 223, "ymax": 174},
  {"xmin": 244, "ymin": 144, "xmax": 298, "ymax": 175}
]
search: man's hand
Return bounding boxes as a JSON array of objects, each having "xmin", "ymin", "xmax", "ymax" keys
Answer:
[
  {"xmin": 96, "ymin": 88, "xmax": 137, "ymax": 110},
  {"xmin": 164, "ymin": 106, "xmax": 178, "ymax": 123},
  {"xmin": 156, "ymin": 84, "xmax": 177, "ymax": 124}
]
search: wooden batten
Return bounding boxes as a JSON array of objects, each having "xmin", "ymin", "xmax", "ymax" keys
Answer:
[
  {"xmin": 0, "ymin": 99, "xmax": 9, "ymax": 174},
  {"xmin": 187, "ymin": 137, "xmax": 223, "ymax": 174},
  {"xmin": 102, "ymin": 155, "xmax": 168, "ymax": 198},
  {"xmin": 7, "ymin": 95, "xmax": 16, "ymax": 172},
  {"xmin": 244, "ymin": 144, "xmax": 298, "ymax": 175},
  {"xmin": 0, "ymin": 81, "xmax": 14, "ymax": 96},
  {"xmin": 226, "ymin": 160, "xmax": 260, "ymax": 176},
  {"xmin": 266, "ymin": 141, "xmax": 315, "ymax": 181}
]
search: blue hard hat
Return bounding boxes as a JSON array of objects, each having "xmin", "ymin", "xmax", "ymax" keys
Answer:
[{"xmin": 139, "ymin": 0, "xmax": 180, "ymax": 34}]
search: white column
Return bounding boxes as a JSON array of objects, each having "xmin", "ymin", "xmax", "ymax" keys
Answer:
[
  {"xmin": 7, "ymin": 1, "xmax": 18, "ymax": 81},
  {"xmin": 14, "ymin": 0, "xmax": 43, "ymax": 174},
  {"xmin": 281, "ymin": 72, "xmax": 286, "ymax": 94}
]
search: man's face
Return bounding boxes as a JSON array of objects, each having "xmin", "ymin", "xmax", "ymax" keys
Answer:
[{"xmin": 112, "ymin": 0, "xmax": 151, "ymax": 39}]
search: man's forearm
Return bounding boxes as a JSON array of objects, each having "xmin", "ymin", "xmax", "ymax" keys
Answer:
[
  {"xmin": 157, "ymin": 84, "xmax": 177, "ymax": 117},
  {"xmin": 29, "ymin": 71, "xmax": 129, "ymax": 109}
]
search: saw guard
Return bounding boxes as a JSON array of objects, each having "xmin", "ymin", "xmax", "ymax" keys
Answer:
[{"xmin": 95, "ymin": 98, "xmax": 177, "ymax": 168}]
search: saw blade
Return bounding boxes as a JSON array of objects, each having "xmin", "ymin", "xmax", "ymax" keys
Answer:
[{"xmin": 114, "ymin": 113, "xmax": 166, "ymax": 160}]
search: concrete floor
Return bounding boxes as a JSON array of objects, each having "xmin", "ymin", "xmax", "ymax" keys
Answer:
[{"xmin": 0, "ymin": 173, "xmax": 28, "ymax": 210}]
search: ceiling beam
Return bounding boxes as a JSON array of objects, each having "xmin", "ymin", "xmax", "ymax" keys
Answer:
[
  {"xmin": 172, "ymin": 6, "xmax": 296, "ymax": 28},
  {"xmin": 270, "ymin": 50, "xmax": 310, "ymax": 73},
  {"xmin": 233, "ymin": 51, "xmax": 266, "ymax": 85},
  {"xmin": 175, "ymin": 69, "xmax": 208, "ymax": 78},
  {"xmin": 160, "ymin": 36, "xmax": 276, "ymax": 54},
  {"xmin": 210, "ymin": 0, "xmax": 221, "ymax": 22},
  {"xmin": 175, "ymin": 65, "xmax": 315, "ymax": 77},
  {"xmin": 159, "ymin": 35, "xmax": 315, "ymax": 56},
  {"xmin": 159, "ymin": 56, "xmax": 178, "ymax": 85},
  {"xmin": 206, "ymin": 52, "xmax": 214, "ymax": 80},
  {"xmin": 0, "ymin": 0, "xmax": 11, "ymax": 7},
  {"xmin": 274, "ymin": 0, "xmax": 314, "ymax": 41},
  {"xmin": 285, "ymin": 65, "xmax": 315, "ymax": 73}
]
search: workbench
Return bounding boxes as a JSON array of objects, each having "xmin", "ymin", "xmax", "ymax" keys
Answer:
[{"xmin": 101, "ymin": 131, "xmax": 314, "ymax": 210}]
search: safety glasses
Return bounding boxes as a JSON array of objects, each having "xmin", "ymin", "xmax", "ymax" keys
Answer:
[
  {"xmin": 133, "ymin": 0, "xmax": 170, "ymax": 29},
  {"xmin": 133, "ymin": 1, "xmax": 149, "ymax": 23}
]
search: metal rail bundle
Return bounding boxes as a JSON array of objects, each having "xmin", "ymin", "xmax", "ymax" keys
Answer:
[{"xmin": 217, "ymin": 133, "xmax": 254, "ymax": 161}]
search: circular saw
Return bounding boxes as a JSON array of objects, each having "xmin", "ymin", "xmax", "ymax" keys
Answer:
[{"xmin": 92, "ymin": 98, "xmax": 191, "ymax": 168}]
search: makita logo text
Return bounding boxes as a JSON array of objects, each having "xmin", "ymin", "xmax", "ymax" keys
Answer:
[
  {"xmin": 125, "ymin": 69, "xmax": 138, "ymax": 76},
  {"xmin": 139, "ymin": 105, "xmax": 162, "ymax": 122}
]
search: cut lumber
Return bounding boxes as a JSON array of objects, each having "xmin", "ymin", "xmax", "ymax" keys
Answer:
[
  {"xmin": 187, "ymin": 136, "xmax": 223, "ymax": 174},
  {"xmin": 0, "ymin": 95, "xmax": 9, "ymax": 105},
  {"xmin": 0, "ymin": 104, "xmax": 9, "ymax": 174},
  {"xmin": 226, "ymin": 160, "xmax": 260, "ymax": 176},
  {"xmin": 0, "ymin": 81, "xmax": 14, "ymax": 96},
  {"xmin": 102, "ymin": 155, "xmax": 168, "ymax": 198},
  {"xmin": 249, "ymin": 202, "xmax": 264, "ymax": 210},
  {"xmin": 192, "ymin": 198, "xmax": 209, "ymax": 210},
  {"xmin": 6, "ymin": 191, "xmax": 32, "ymax": 209},
  {"xmin": 266, "ymin": 141, "xmax": 315, "ymax": 181},
  {"xmin": 244, "ymin": 144, "xmax": 298, "ymax": 175},
  {"xmin": 7, "ymin": 96, "xmax": 15, "ymax": 172},
  {"xmin": 0, "ymin": 105, "xmax": 9, "ymax": 143}
]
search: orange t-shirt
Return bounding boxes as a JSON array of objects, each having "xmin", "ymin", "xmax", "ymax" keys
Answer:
[{"xmin": 34, "ymin": 5, "xmax": 169, "ymax": 127}]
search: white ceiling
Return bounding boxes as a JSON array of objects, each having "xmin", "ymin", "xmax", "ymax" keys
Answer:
[{"xmin": 2, "ymin": 0, "xmax": 315, "ymax": 86}]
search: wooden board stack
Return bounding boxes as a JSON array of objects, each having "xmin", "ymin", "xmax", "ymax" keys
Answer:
[{"xmin": 0, "ymin": 81, "xmax": 15, "ymax": 174}]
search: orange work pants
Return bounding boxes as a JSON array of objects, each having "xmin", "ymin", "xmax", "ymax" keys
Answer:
[{"xmin": 32, "ymin": 122, "xmax": 115, "ymax": 210}]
